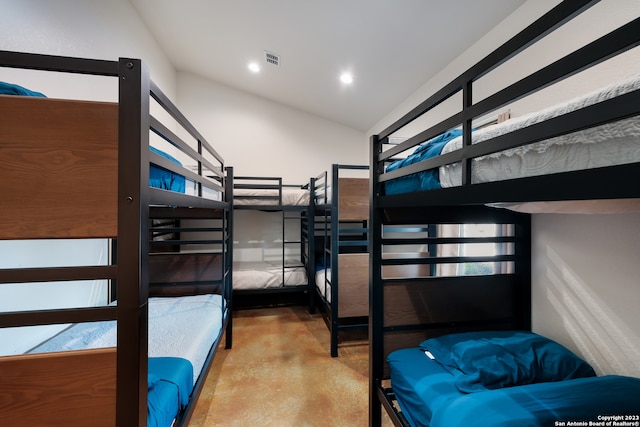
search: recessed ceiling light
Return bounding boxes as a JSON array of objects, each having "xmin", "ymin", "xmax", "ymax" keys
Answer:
[
  {"xmin": 340, "ymin": 72, "xmax": 354, "ymax": 85},
  {"xmin": 248, "ymin": 62, "xmax": 260, "ymax": 73}
]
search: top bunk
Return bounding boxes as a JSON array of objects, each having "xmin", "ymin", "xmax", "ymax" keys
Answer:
[
  {"xmin": 233, "ymin": 175, "xmax": 309, "ymax": 210},
  {"xmin": 0, "ymin": 50, "xmax": 230, "ymax": 241},
  {"xmin": 370, "ymin": 0, "xmax": 640, "ymax": 212}
]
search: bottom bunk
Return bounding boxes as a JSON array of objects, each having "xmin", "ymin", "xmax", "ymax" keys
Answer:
[
  {"xmin": 0, "ymin": 294, "xmax": 230, "ymax": 427},
  {"xmin": 232, "ymin": 206, "xmax": 310, "ymax": 307},
  {"xmin": 381, "ymin": 330, "xmax": 640, "ymax": 427}
]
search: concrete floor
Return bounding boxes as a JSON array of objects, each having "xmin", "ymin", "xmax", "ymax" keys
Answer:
[{"xmin": 189, "ymin": 305, "xmax": 394, "ymax": 427}]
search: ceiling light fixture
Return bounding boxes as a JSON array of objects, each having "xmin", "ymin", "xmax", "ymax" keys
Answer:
[
  {"xmin": 248, "ymin": 62, "xmax": 260, "ymax": 73},
  {"xmin": 340, "ymin": 72, "xmax": 354, "ymax": 85}
]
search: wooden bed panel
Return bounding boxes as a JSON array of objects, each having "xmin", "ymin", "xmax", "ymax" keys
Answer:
[
  {"xmin": 0, "ymin": 347, "xmax": 116, "ymax": 427},
  {"xmin": 149, "ymin": 252, "xmax": 223, "ymax": 284},
  {"xmin": 337, "ymin": 253, "xmax": 369, "ymax": 317},
  {"xmin": 383, "ymin": 276, "xmax": 519, "ymax": 328},
  {"xmin": 383, "ymin": 252, "xmax": 431, "ymax": 279},
  {"xmin": 337, "ymin": 178, "xmax": 369, "ymax": 221},
  {"xmin": 0, "ymin": 95, "xmax": 118, "ymax": 240}
]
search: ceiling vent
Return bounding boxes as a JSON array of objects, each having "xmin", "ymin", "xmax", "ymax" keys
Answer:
[{"xmin": 265, "ymin": 51, "xmax": 280, "ymax": 67}]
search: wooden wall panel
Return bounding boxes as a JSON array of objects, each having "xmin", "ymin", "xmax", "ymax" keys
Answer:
[{"xmin": 0, "ymin": 95, "xmax": 118, "ymax": 239}]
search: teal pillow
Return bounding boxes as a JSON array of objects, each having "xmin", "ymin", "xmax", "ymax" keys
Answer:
[{"xmin": 420, "ymin": 331, "xmax": 596, "ymax": 393}]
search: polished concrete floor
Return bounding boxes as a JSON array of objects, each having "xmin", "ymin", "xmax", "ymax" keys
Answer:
[{"xmin": 189, "ymin": 304, "xmax": 394, "ymax": 427}]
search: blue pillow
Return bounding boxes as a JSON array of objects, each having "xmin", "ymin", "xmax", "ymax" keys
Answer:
[{"xmin": 420, "ymin": 331, "xmax": 596, "ymax": 393}]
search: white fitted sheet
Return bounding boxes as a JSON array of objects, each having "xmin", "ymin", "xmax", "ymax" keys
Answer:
[
  {"xmin": 28, "ymin": 294, "xmax": 225, "ymax": 383},
  {"xmin": 234, "ymin": 188, "xmax": 309, "ymax": 206},
  {"xmin": 439, "ymin": 73, "xmax": 640, "ymax": 188},
  {"xmin": 315, "ymin": 268, "xmax": 332, "ymax": 303},
  {"xmin": 233, "ymin": 261, "xmax": 308, "ymax": 290}
]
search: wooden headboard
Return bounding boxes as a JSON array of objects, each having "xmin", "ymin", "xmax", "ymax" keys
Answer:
[
  {"xmin": 0, "ymin": 95, "xmax": 118, "ymax": 239},
  {"xmin": 337, "ymin": 177, "xmax": 369, "ymax": 221}
]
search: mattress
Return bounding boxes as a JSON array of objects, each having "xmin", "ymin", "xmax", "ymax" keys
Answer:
[
  {"xmin": 387, "ymin": 348, "xmax": 466, "ymax": 427},
  {"xmin": 233, "ymin": 261, "xmax": 308, "ymax": 290},
  {"xmin": 389, "ymin": 347, "xmax": 640, "ymax": 427},
  {"xmin": 28, "ymin": 294, "xmax": 225, "ymax": 384},
  {"xmin": 26, "ymin": 294, "xmax": 224, "ymax": 427},
  {"xmin": 315, "ymin": 268, "xmax": 332, "ymax": 303},
  {"xmin": 386, "ymin": 73, "xmax": 640, "ymax": 194},
  {"xmin": 234, "ymin": 187, "xmax": 309, "ymax": 206}
]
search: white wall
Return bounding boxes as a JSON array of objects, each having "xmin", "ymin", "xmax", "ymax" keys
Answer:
[
  {"xmin": 369, "ymin": 0, "xmax": 640, "ymax": 377},
  {"xmin": 177, "ymin": 71, "xmax": 367, "ymax": 185},
  {"xmin": 176, "ymin": 72, "xmax": 367, "ymax": 260},
  {"xmin": 0, "ymin": 0, "xmax": 175, "ymax": 100},
  {"xmin": 532, "ymin": 213, "xmax": 640, "ymax": 377}
]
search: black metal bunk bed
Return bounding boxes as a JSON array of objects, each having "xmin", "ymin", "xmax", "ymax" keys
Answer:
[
  {"xmin": 0, "ymin": 51, "xmax": 233, "ymax": 427},
  {"xmin": 232, "ymin": 176, "xmax": 311, "ymax": 307},
  {"xmin": 368, "ymin": 1, "xmax": 640, "ymax": 426},
  {"xmin": 309, "ymin": 164, "xmax": 370, "ymax": 357}
]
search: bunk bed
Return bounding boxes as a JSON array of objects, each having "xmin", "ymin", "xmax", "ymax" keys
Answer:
[
  {"xmin": 309, "ymin": 164, "xmax": 370, "ymax": 357},
  {"xmin": 368, "ymin": 1, "xmax": 640, "ymax": 426},
  {"xmin": 232, "ymin": 176, "xmax": 311, "ymax": 304},
  {"xmin": 0, "ymin": 51, "xmax": 233, "ymax": 427}
]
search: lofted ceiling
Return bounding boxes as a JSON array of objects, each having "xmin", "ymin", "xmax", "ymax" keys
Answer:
[{"xmin": 129, "ymin": 0, "xmax": 527, "ymax": 131}]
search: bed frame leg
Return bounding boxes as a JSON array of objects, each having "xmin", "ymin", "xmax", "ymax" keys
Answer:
[{"xmin": 331, "ymin": 322, "xmax": 339, "ymax": 357}]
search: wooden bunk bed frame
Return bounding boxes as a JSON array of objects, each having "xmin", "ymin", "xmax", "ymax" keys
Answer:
[
  {"xmin": 232, "ymin": 176, "xmax": 311, "ymax": 305},
  {"xmin": 368, "ymin": 0, "xmax": 640, "ymax": 426},
  {"xmin": 0, "ymin": 51, "xmax": 233, "ymax": 427},
  {"xmin": 309, "ymin": 164, "xmax": 371, "ymax": 357}
]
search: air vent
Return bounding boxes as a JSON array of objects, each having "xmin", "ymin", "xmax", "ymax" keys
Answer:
[{"xmin": 265, "ymin": 51, "xmax": 280, "ymax": 67}]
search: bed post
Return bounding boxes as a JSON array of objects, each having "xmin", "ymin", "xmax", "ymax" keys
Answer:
[
  {"xmin": 117, "ymin": 57, "xmax": 151, "ymax": 427},
  {"xmin": 330, "ymin": 164, "xmax": 341, "ymax": 357},
  {"xmin": 307, "ymin": 176, "xmax": 317, "ymax": 314},
  {"xmin": 369, "ymin": 135, "xmax": 383, "ymax": 427},
  {"xmin": 225, "ymin": 166, "xmax": 234, "ymax": 349}
]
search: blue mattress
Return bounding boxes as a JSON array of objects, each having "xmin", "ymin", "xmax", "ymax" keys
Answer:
[
  {"xmin": 388, "ymin": 347, "xmax": 640, "ymax": 427},
  {"xmin": 388, "ymin": 348, "xmax": 466, "ymax": 427},
  {"xmin": 431, "ymin": 375, "xmax": 640, "ymax": 427}
]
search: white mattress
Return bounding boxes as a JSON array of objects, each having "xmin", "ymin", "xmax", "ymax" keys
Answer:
[
  {"xmin": 28, "ymin": 294, "xmax": 225, "ymax": 383},
  {"xmin": 234, "ymin": 187, "xmax": 309, "ymax": 206},
  {"xmin": 439, "ymin": 73, "xmax": 640, "ymax": 188},
  {"xmin": 185, "ymin": 180, "xmax": 223, "ymax": 201},
  {"xmin": 233, "ymin": 261, "xmax": 308, "ymax": 290},
  {"xmin": 315, "ymin": 268, "xmax": 332, "ymax": 303}
]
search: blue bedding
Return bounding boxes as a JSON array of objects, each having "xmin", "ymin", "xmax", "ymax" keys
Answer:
[
  {"xmin": 388, "ymin": 348, "xmax": 466, "ymax": 427},
  {"xmin": 2, "ymin": 81, "xmax": 186, "ymax": 193},
  {"xmin": 388, "ymin": 332, "xmax": 640, "ymax": 427},
  {"xmin": 149, "ymin": 146, "xmax": 186, "ymax": 193},
  {"xmin": 148, "ymin": 357, "xmax": 194, "ymax": 427},
  {"xmin": 385, "ymin": 129, "xmax": 462, "ymax": 195},
  {"xmin": 0, "ymin": 81, "xmax": 46, "ymax": 97},
  {"xmin": 431, "ymin": 375, "xmax": 640, "ymax": 427}
]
